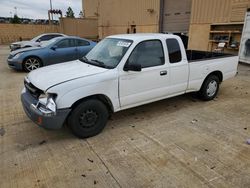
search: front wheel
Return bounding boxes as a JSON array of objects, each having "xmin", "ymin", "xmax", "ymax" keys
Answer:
[
  {"xmin": 68, "ymin": 99, "xmax": 109, "ymax": 138},
  {"xmin": 198, "ymin": 75, "xmax": 220, "ymax": 101},
  {"xmin": 23, "ymin": 57, "xmax": 42, "ymax": 72}
]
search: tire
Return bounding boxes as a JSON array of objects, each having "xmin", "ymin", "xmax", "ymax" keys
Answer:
[
  {"xmin": 198, "ymin": 75, "xmax": 220, "ymax": 101},
  {"xmin": 23, "ymin": 57, "xmax": 42, "ymax": 72},
  {"xmin": 68, "ymin": 99, "xmax": 109, "ymax": 138}
]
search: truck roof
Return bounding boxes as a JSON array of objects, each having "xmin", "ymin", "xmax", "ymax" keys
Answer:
[{"xmin": 107, "ymin": 33, "xmax": 176, "ymax": 41}]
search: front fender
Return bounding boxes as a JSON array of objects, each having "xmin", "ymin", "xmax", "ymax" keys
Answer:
[{"xmin": 49, "ymin": 78, "xmax": 120, "ymax": 112}]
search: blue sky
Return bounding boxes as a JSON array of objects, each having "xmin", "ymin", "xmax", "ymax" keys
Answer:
[{"xmin": 0, "ymin": 0, "xmax": 82, "ymax": 19}]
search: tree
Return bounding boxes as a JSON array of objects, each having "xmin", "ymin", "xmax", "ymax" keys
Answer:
[
  {"xmin": 65, "ymin": 7, "xmax": 75, "ymax": 18},
  {"xmin": 10, "ymin": 14, "xmax": 21, "ymax": 24}
]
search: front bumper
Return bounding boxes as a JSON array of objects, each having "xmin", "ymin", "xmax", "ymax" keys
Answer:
[
  {"xmin": 7, "ymin": 59, "xmax": 23, "ymax": 70},
  {"xmin": 21, "ymin": 89, "xmax": 71, "ymax": 130}
]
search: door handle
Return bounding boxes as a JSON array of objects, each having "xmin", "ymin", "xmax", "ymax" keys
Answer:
[{"xmin": 160, "ymin": 70, "xmax": 168, "ymax": 76}]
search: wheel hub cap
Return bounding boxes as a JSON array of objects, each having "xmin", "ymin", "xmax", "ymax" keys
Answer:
[
  {"xmin": 25, "ymin": 58, "xmax": 40, "ymax": 71},
  {"xmin": 206, "ymin": 80, "xmax": 217, "ymax": 97},
  {"xmin": 79, "ymin": 110, "xmax": 98, "ymax": 128}
]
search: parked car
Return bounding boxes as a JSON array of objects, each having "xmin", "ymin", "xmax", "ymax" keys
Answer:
[
  {"xmin": 8, "ymin": 36, "xmax": 96, "ymax": 72},
  {"xmin": 9, "ymin": 33, "xmax": 66, "ymax": 51},
  {"xmin": 21, "ymin": 34, "xmax": 238, "ymax": 138}
]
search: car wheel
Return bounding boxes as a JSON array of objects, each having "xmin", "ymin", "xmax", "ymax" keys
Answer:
[
  {"xmin": 23, "ymin": 57, "xmax": 42, "ymax": 72},
  {"xmin": 199, "ymin": 75, "xmax": 220, "ymax": 101},
  {"xmin": 68, "ymin": 99, "xmax": 109, "ymax": 138}
]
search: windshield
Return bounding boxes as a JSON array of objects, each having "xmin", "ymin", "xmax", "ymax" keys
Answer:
[
  {"xmin": 84, "ymin": 38, "xmax": 133, "ymax": 69},
  {"xmin": 31, "ymin": 34, "xmax": 42, "ymax": 42}
]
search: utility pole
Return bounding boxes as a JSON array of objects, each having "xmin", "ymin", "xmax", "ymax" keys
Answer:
[
  {"xmin": 50, "ymin": 0, "xmax": 53, "ymax": 21},
  {"xmin": 14, "ymin": 7, "xmax": 17, "ymax": 15}
]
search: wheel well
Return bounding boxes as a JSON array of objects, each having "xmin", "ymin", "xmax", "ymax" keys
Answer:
[
  {"xmin": 206, "ymin": 71, "xmax": 223, "ymax": 83},
  {"xmin": 71, "ymin": 94, "xmax": 114, "ymax": 113},
  {"xmin": 23, "ymin": 56, "xmax": 43, "ymax": 67}
]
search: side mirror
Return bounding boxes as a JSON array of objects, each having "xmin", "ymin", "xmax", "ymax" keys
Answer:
[
  {"xmin": 51, "ymin": 45, "xmax": 58, "ymax": 51},
  {"xmin": 37, "ymin": 39, "xmax": 41, "ymax": 43},
  {"xmin": 124, "ymin": 63, "xmax": 142, "ymax": 72}
]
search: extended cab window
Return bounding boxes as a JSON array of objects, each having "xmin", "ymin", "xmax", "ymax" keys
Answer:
[
  {"xmin": 128, "ymin": 40, "xmax": 164, "ymax": 68},
  {"xmin": 166, "ymin": 39, "xmax": 182, "ymax": 63}
]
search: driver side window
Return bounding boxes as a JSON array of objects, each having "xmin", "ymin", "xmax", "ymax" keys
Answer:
[{"xmin": 127, "ymin": 40, "xmax": 165, "ymax": 68}]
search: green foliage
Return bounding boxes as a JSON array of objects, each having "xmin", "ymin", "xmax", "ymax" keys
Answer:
[
  {"xmin": 65, "ymin": 7, "xmax": 75, "ymax": 18},
  {"xmin": 10, "ymin": 14, "xmax": 21, "ymax": 24}
]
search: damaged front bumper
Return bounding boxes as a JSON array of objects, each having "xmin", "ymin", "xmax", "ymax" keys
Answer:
[{"xmin": 21, "ymin": 88, "xmax": 71, "ymax": 130}]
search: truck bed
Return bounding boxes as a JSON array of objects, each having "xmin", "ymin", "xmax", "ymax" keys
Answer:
[{"xmin": 186, "ymin": 50, "xmax": 235, "ymax": 62}]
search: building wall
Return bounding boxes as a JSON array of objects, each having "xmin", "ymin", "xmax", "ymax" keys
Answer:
[
  {"xmin": 82, "ymin": 0, "xmax": 99, "ymax": 18},
  {"xmin": 188, "ymin": 0, "xmax": 250, "ymax": 51},
  {"xmin": 0, "ymin": 18, "xmax": 98, "ymax": 44},
  {"xmin": 0, "ymin": 23, "xmax": 60, "ymax": 44},
  {"xmin": 83, "ymin": 0, "xmax": 192, "ymax": 39},
  {"xmin": 97, "ymin": 0, "xmax": 161, "ymax": 39},
  {"xmin": 188, "ymin": 24, "xmax": 211, "ymax": 51},
  {"xmin": 60, "ymin": 18, "xmax": 98, "ymax": 40}
]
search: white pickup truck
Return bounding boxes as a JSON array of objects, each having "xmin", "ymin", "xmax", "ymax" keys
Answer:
[{"xmin": 21, "ymin": 34, "xmax": 238, "ymax": 138}]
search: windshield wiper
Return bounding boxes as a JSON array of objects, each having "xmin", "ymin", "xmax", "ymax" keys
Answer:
[
  {"xmin": 80, "ymin": 57, "xmax": 111, "ymax": 69},
  {"xmin": 90, "ymin": 59, "xmax": 112, "ymax": 69},
  {"xmin": 80, "ymin": 56, "xmax": 91, "ymax": 63},
  {"xmin": 91, "ymin": 59, "xmax": 105, "ymax": 66}
]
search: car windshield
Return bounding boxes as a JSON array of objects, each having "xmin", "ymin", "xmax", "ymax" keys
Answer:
[
  {"xmin": 31, "ymin": 35, "xmax": 42, "ymax": 42},
  {"xmin": 83, "ymin": 38, "xmax": 133, "ymax": 69}
]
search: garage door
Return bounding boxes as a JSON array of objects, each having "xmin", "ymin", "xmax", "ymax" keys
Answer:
[{"xmin": 162, "ymin": 0, "xmax": 192, "ymax": 33}]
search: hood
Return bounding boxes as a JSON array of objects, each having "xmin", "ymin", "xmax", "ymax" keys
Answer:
[
  {"xmin": 12, "ymin": 40, "xmax": 36, "ymax": 47},
  {"xmin": 10, "ymin": 46, "xmax": 43, "ymax": 56},
  {"xmin": 27, "ymin": 60, "xmax": 108, "ymax": 91},
  {"xmin": 12, "ymin": 40, "xmax": 29, "ymax": 45}
]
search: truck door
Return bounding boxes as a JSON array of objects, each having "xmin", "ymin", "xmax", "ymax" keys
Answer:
[
  {"xmin": 119, "ymin": 40, "xmax": 171, "ymax": 108},
  {"xmin": 166, "ymin": 38, "xmax": 189, "ymax": 95}
]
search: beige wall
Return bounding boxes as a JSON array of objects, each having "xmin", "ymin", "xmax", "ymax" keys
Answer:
[
  {"xmin": 191, "ymin": 0, "xmax": 250, "ymax": 24},
  {"xmin": 188, "ymin": 24, "xmax": 210, "ymax": 51},
  {"xmin": 83, "ymin": 0, "xmax": 99, "ymax": 18},
  {"xmin": 97, "ymin": 0, "xmax": 161, "ymax": 39},
  {"xmin": 99, "ymin": 25, "xmax": 159, "ymax": 38},
  {"xmin": 0, "ymin": 18, "xmax": 98, "ymax": 44},
  {"xmin": 188, "ymin": 0, "xmax": 250, "ymax": 51},
  {"xmin": 60, "ymin": 18, "xmax": 98, "ymax": 40},
  {"xmin": 0, "ymin": 23, "xmax": 60, "ymax": 44}
]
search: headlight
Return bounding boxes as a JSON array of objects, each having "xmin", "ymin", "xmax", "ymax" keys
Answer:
[
  {"xmin": 37, "ymin": 93, "xmax": 57, "ymax": 115},
  {"xmin": 12, "ymin": 52, "xmax": 23, "ymax": 59}
]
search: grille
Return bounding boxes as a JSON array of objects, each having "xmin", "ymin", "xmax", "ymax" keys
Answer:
[{"xmin": 24, "ymin": 79, "xmax": 43, "ymax": 98}]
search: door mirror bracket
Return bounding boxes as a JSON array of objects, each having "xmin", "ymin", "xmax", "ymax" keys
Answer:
[
  {"xmin": 51, "ymin": 45, "xmax": 58, "ymax": 51},
  {"xmin": 124, "ymin": 63, "xmax": 142, "ymax": 72}
]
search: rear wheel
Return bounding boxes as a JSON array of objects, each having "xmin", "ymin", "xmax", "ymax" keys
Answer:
[
  {"xmin": 68, "ymin": 99, "xmax": 109, "ymax": 138},
  {"xmin": 199, "ymin": 75, "xmax": 220, "ymax": 101},
  {"xmin": 23, "ymin": 57, "xmax": 42, "ymax": 72}
]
